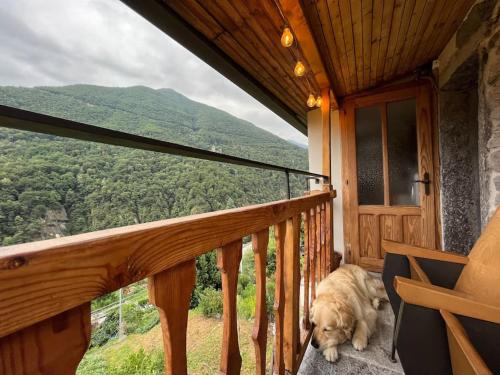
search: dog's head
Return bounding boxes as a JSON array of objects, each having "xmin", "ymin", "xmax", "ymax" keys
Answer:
[{"xmin": 310, "ymin": 295, "xmax": 355, "ymax": 350}]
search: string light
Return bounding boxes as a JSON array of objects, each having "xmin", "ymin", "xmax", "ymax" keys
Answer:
[
  {"xmin": 307, "ymin": 94, "xmax": 317, "ymax": 108},
  {"xmin": 316, "ymin": 95, "xmax": 322, "ymax": 107},
  {"xmin": 281, "ymin": 27, "xmax": 294, "ymax": 47},
  {"xmin": 294, "ymin": 61, "xmax": 305, "ymax": 77}
]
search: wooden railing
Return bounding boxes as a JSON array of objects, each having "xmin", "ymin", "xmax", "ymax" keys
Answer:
[{"xmin": 0, "ymin": 189, "xmax": 335, "ymax": 375}]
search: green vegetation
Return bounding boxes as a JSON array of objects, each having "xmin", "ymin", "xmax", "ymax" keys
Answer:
[{"xmin": 0, "ymin": 85, "xmax": 307, "ymax": 246}]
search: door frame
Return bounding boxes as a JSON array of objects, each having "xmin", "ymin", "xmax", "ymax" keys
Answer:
[{"xmin": 340, "ymin": 80, "xmax": 438, "ymax": 271}]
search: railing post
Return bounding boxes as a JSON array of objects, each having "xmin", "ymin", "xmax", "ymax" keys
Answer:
[
  {"xmin": 320, "ymin": 203, "xmax": 326, "ymax": 279},
  {"xmin": 283, "ymin": 215, "xmax": 300, "ymax": 374},
  {"xmin": 323, "ymin": 184, "xmax": 335, "ymax": 273},
  {"xmin": 315, "ymin": 205, "xmax": 322, "ymax": 282},
  {"xmin": 273, "ymin": 222, "xmax": 286, "ymax": 375},
  {"xmin": 0, "ymin": 303, "xmax": 91, "ymax": 374},
  {"xmin": 217, "ymin": 240, "xmax": 243, "ymax": 375},
  {"xmin": 302, "ymin": 210, "xmax": 311, "ymax": 330},
  {"xmin": 309, "ymin": 207, "xmax": 317, "ymax": 301},
  {"xmin": 148, "ymin": 259, "xmax": 196, "ymax": 375},
  {"xmin": 252, "ymin": 229, "xmax": 269, "ymax": 375}
]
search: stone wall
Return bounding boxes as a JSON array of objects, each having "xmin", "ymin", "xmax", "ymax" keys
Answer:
[
  {"xmin": 439, "ymin": 56, "xmax": 481, "ymax": 253},
  {"xmin": 478, "ymin": 15, "xmax": 500, "ymax": 224},
  {"xmin": 438, "ymin": 0, "xmax": 500, "ymax": 252}
]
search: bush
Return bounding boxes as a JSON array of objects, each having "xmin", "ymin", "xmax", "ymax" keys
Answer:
[
  {"xmin": 198, "ymin": 287, "xmax": 223, "ymax": 318},
  {"xmin": 123, "ymin": 303, "xmax": 160, "ymax": 334},
  {"xmin": 90, "ymin": 310, "xmax": 118, "ymax": 348},
  {"xmin": 109, "ymin": 348, "xmax": 164, "ymax": 375},
  {"xmin": 237, "ymin": 284, "xmax": 256, "ymax": 319},
  {"xmin": 192, "ymin": 251, "xmax": 221, "ymax": 308}
]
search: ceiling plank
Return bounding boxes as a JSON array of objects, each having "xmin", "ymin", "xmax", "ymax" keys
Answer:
[
  {"xmin": 376, "ymin": 0, "xmax": 395, "ymax": 84},
  {"xmin": 395, "ymin": 0, "xmax": 425, "ymax": 77},
  {"xmin": 279, "ymin": 0, "xmax": 339, "ymax": 108},
  {"xmin": 339, "ymin": 0, "xmax": 359, "ymax": 93},
  {"xmin": 387, "ymin": 0, "xmax": 416, "ymax": 78},
  {"xmin": 369, "ymin": 0, "xmax": 383, "ymax": 87},
  {"xmin": 351, "ymin": 0, "xmax": 365, "ymax": 91},
  {"xmin": 361, "ymin": 0, "xmax": 373, "ymax": 90},
  {"xmin": 383, "ymin": 0, "xmax": 405, "ymax": 81},
  {"xmin": 326, "ymin": 0, "xmax": 354, "ymax": 94},
  {"xmin": 304, "ymin": 2, "xmax": 345, "ymax": 96}
]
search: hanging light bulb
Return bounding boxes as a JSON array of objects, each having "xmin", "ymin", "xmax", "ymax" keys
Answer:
[
  {"xmin": 294, "ymin": 61, "xmax": 306, "ymax": 77},
  {"xmin": 316, "ymin": 95, "xmax": 322, "ymax": 107},
  {"xmin": 281, "ymin": 27, "xmax": 294, "ymax": 47},
  {"xmin": 307, "ymin": 94, "xmax": 317, "ymax": 108}
]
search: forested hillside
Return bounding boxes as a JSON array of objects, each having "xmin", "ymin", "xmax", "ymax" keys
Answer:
[{"xmin": 0, "ymin": 85, "xmax": 308, "ymax": 246}]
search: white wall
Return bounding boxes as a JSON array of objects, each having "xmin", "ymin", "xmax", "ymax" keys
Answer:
[{"xmin": 307, "ymin": 108, "xmax": 345, "ymax": 259}]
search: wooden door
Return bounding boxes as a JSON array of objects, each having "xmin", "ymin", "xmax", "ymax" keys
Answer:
[{"xmin": 342, "ymin": 82, "xmax": 436, "ymax": 271}]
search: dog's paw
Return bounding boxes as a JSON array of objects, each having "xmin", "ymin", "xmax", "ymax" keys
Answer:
[
  {"xmin": 372, "ymin": 298, "xmax": 380, "ymax": 309},
  {"xmin": 323, "ymin": 347, "xmax": 339, "ymax": 362},
  {"xmin": 352, "ymin": 335, "xmax": 368, "ymax": 351}
]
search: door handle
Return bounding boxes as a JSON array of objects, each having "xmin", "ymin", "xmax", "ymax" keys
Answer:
[{"xmin": 413, "ymin": 172, "xmax": 431, "ymax": 195}]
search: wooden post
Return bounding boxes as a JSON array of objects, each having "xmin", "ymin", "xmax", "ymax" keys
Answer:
[
  {"xmin": 323, "ymin": 184, "xmax": 335, "ymax": 273},
  {"xmin": 148, "ymin": 260, "xmax": 196, "ymax": 375},
  {"xmin": 315, "ymin": 205, "xmax": 321, "ymax": 283},
  {"xmin": 217, "ymin": 240, "xmax": 243, "ymax": 375},
  {"xmin": 283, "ymin": 215, "xmax": 300, "ymax": 374},
  {"xmin": 321, "ymin": 203, "xmax": 327, "ymax": 279},
  {"xmin": 321, "ymin": 88, "xmax": 334, "ymax": 274},
  {"xmin": 309, "ymin": 207, "xmax": 317, "ymax": 301},
  {"xmin": 321, "ymin": 88, "xmax": 331, "ymax": 179},
  {"xmin": 302, "ymin": 211, "xmax": 310, "ymax": 330},
  {"xmin": 273, "ymin": 222, "xmax": 286, "ymax": 375},
  {"xmin": 0, "ymin": 303, "xmax": 91, "ymax": 375},
  {"xmin": 252, "ymin": 229, "xmax": 269, "ymax": 375}
]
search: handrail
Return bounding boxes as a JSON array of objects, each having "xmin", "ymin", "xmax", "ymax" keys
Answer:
[
  {"xmin": 0, "ymin": 191, "xmax": 335, "ymax": 375},
  {"xmin": 0, "ymin": 104, "xmax": 327, "ymax": 181}
]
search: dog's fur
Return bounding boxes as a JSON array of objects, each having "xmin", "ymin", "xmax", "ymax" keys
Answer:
[{"xmin": 310, "ymin": 264, "xmax": 388, "ymax": 362}]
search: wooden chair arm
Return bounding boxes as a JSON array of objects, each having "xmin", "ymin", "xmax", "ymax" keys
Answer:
[
  {"xmin": 440, "ymin": 310, "xmax": 492, "ymax": 375},
  {"xmin": 383, "ymin": 240, "xmax": 468, "ymax": 264},
  {"xmin": 394, "ymin": 276, "xmax": 500, "ymax": 324}
]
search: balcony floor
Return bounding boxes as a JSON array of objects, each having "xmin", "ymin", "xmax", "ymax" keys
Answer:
[{"xmin": 298, "ymin": 281, "xmax": 404, "ymax": 375}]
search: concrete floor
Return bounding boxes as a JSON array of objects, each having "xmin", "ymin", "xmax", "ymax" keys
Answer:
[{"xmin": 298, "ymin": 294, "xmax": 404, "ymax": 375}]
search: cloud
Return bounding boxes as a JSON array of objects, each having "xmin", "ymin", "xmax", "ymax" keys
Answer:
[{"xmin": 0, "ymin": 0, "xmax": 307, "ymax": 144}]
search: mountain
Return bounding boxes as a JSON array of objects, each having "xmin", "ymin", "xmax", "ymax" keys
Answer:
[{"xmin": 0, "ymin": 85, "xmax": 308, "ymax": 246}]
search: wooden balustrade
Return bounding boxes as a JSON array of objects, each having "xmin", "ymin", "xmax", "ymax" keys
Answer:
[{"xmin": 0, "ymin": 190, "xmax": 335, "ymax": 375}]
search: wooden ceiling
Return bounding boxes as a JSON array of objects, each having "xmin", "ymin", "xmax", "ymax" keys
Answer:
[
  {"xmin": 136, "ymin": 0, "xmax": 475, "ymax": 131},
  {"xmin": 303, "ymin": 0, "xmax": 476, "ymax": 97}
]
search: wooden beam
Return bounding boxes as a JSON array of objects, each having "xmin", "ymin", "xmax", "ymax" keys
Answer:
[
  {"xmin": 321, "ymin": 88, "xmax": 331, "ymax": 179},
  {"xmin": 440, "ymin": 310, "xmax": 492, "ymax": 375},
  {"xmin": 394, "ymin": 277, "xmax": 500, "ymax": 324},
  {"xmin": 279, "ymin": 0, "xmax": 338, "ymax": 109},
  {"xmin": 382, "ymin": 240, "xmax": 468, "ymax": 264}
]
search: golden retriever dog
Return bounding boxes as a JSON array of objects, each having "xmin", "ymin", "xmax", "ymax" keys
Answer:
[{"xmin": 310, "ymin": 264, "xmax": 388, "ymax": 362}]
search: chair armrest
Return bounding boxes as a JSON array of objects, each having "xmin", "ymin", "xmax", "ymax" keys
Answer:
[
  {"xmin": 383, "ymin": 240, "xmax": 468, "ymax": 264},
  {"xmin": 394, "ymin": 276, "xmax": 500, "ymax": 324},
  {"xmin": 440, "ymin": 310, "xmax": 492, "ymax": 375}
]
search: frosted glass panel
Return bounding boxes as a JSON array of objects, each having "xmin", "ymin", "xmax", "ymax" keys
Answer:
[
  {"xmin": 387, "ymin": 99, "xmax": 419, "ymax": 205},
  {"xmin": 355, "ymin": 106, "xmax": 384, "ymax": 205}
]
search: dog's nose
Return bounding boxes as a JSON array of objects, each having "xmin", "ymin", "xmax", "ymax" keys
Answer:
[{"xmin": 311, "ymin": 337, "xmax": 319, "ymax": 349}]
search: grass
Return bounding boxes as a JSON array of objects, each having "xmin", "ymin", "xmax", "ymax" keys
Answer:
[{"xmin": 79, "ymin": 309, "xmax": 274, "ymax": 375}]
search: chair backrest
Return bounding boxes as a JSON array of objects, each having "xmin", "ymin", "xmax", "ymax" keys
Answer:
[{"xmin": 454, "ymin": 207, "xmax": 500, "ymax": 305}]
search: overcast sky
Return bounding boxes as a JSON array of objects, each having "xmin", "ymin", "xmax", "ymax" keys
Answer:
[{"xmin": 0, "ymin": 0, "xmax": 307, "ymax": 144}]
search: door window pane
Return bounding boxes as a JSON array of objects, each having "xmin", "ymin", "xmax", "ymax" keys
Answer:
[
  {"xmin": 355, "ymin": 106, "xmax": 384, "ymax": 205},
  {"xmin": 387, "ymin": 99, "xmax": 419, "ymax": 205}
]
